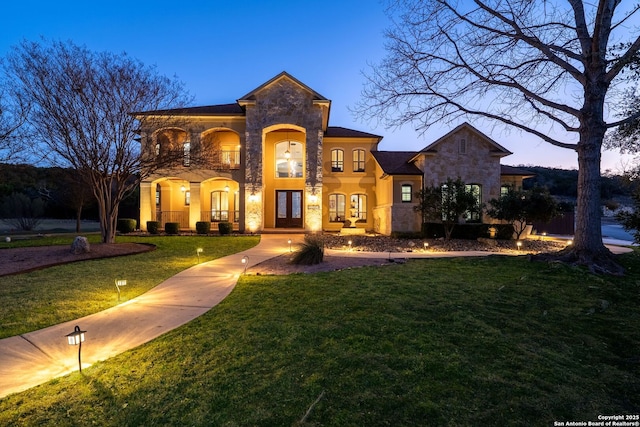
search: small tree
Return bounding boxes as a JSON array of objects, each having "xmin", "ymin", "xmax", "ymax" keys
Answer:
[
  {"xmin": 415, "ymin": 177, "xmax": 480, "ymax": 240},
  {"xmin": 487, "ymin": 187, "xmax": 559, "ymax": 239}
]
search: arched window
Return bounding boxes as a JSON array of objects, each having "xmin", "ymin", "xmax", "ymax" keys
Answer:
[
  {"xmin": 350, "ymin": 194, "xmax": 367, "ymax": 221},
  {"xmin": 328, "ymin": 193, "xmax": 346, "ymax": 222},
  {"xmin": 275, "ymin": 140, "xmax": 303, "ymax": 178},
  {"xmin": 353, "ymin": 149, "xmax": 365, "ymax": 172},
  {"xmin": 331, "ymin": 149, "xmax": 344, "ymax": 172}
]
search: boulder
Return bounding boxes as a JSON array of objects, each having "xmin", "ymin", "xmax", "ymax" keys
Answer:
[{"xmin": 71, "ymin": 236, "xmax": 91, "ymax": 254}]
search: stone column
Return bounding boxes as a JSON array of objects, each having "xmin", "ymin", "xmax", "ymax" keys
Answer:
[
  {"xmin": 139, "ymin": 181, "xmax": 153, "ymax": 231},
  {"xmin": 189, "ymin": 181, "xmax": 201, "ymax": 229}
]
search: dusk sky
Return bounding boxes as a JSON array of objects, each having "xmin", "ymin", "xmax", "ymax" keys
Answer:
[{"xmin": 1, "ymin": 0, "xmax": 633, "ymax": 172}]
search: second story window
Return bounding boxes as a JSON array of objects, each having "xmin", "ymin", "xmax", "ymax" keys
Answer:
[
  {"xmin": 276, "ymin": 140, "xmax": 303, "ymax": 178},
  {"xmin": 331, "ymin": 149, "xmax": 344, "ymax": 172},
  {"xmin": 353, "ymin": 149, "xmax": 365, "ymax": 172},
  {"xmin": 183, "ymin": 142, "xmax": 191, "ymax": 166},
  {"xmin": 401, "ymin": 184, "xmax": 413, "ymax": 202}
]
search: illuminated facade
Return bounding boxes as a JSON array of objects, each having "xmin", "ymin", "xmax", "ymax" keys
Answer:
[{"xmin": 136, "ymin": 72, "xmax": 531, "ymax": 235}]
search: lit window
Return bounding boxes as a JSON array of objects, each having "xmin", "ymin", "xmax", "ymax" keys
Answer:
[
  {"xmin": 465, "ymin": 184, "xmax": 481, "ymax": 221},
  {"xmin": 211, "ymin": 190, "xmax": 229, "ymax": 222},
  {"xmin": 329, "ymin": 194, "xmax": 346, "ymax": 222},
  {"xmin": 183, "ymin": 142, "xmax": 191, "ymax": 166},
  {"xmin": 401, "ymin": 184, "xmax": 412, "ymax": 202},
  {"xmin": 350, "ymin": 194, "xmax": 367, "ymax": 221},
  {"xmin": 331, "ymin": 149, "xmax": 344, "ymax": 172},
  {"xmin": 155, "ymin": 143, "xmax": 160, "ymax": 156},
  {"xmin": 275, "ymin": 140, "xmax": 303, "ymax": 178},
  {"xmin": 353, "ymin": 149, "xmax": 365, "ymax": 172}
]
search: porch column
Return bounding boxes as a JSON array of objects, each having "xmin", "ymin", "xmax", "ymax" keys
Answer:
[
  {"xmin": 189, "ymin": 181, "xmax": 201, "ymax": 230},
  {"xmin": 139, "ymin": 181, "xmax": 153, "ymax": 231}
]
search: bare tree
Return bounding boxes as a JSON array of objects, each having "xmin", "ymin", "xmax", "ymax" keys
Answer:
[
  {"xmin": 4, "ymin": 39, "xmax": 191, "ymax": 243},
  {"xmin": 356, "ymin": 0, "xmax": 640, "ymax": 274},
  {"xmin": 0, "ymin": 77, "xmax": 29, "ymax": 163}
]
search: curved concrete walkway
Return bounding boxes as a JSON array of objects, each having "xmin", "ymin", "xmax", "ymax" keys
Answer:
[
  {"xmin": 0, "ymin": 234, "xmax": 297, "ymax": 398},
  {"xmin": 0, "ymin": 234, "xmax": 632, "ymax": 398}
]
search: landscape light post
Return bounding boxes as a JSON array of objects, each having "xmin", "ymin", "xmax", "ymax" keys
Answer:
[
  {"xmin": 241, "ymin": 255, "xmax": 249, "ymax": 275},
  {"xmin": 197, "ymin": 247, "xmax": 203, "ymax": 263},
  {"xmin": 66, "ymin": 325, "xmax": 86, "ymax": 373},
  {"xmin": 115, "ymin": 279, "xmax": 127, "ymax": 301},
  {"xmin": 288, "ymin": 239, "xmax": 292, "ymax": 252}
]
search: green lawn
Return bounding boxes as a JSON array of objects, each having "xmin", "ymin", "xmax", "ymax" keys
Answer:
[
  {"xmin": 0, "ymin": 244, "xmax": 639, "ymax": 426},
  {"xmin": 0, "ymin": 235, "xmax": 259, "ymax": 338}
]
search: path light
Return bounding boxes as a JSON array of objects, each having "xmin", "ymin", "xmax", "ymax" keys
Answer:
[
  {"xmin": 423, "ymin": 242, "xmax": 429, "ymax": 251},
  {"xmin": 66, "ymin": 325, "xmax": 86, "ymax": 373},
  {"xmin": 348, "ymin": 240, "xmax": 352, "ymax": 251},
  {"xmin": 288, "ymin": 239, "xmax": 292, "ymax": 252},
  {"xmin": 196, "ymin": 247, "xmax": 203, "ymax": 263},
  {"xmin": 241, "ymin": 255, "xmax": 249, "ymax": 275},
  {"xmin": 567, "ymin": 239, "xmax": 573, "ymax": 246},
  {"xmin": 115, "ymin": 279, "xmax": 127, "ymax": 301},
  {"xmin": 516, "ymin": 241, "xmax": 522, "ymax": 250}
]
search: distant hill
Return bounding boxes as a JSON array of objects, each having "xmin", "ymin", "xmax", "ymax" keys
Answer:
[{"xmin": 510, "ymin": 165, "xmax": 630, "ymax": 201}]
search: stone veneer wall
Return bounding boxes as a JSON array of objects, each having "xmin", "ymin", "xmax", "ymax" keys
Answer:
[
  {"xmin": 244, "ymin": 78, "xmax": 324, "ymax": 230},
  {"xmin": 419, "ymin": 128, "xmax": 502, "ymax": 210}
]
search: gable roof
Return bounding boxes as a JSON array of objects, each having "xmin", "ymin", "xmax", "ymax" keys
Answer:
[
  {"xmin": 410, "ymin": 122, "xmax": 512, "ymax": 162},
  {"xmin": 237, "ymin": 71, "xmax": 329, "ymax": 103},
  {"xmin": 371, "ymin": 151, "xmax": 423, "ymax": 176}
]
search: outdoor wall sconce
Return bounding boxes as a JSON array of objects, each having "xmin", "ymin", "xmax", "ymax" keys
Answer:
[
  {"xmin": 115, "ymin": 279, "xmax": 127, "ymax": 301},
  {"xmin": 288, "ymin": 239, "xmax": 292, "ymax": 252},
  {"xmin": 241, "ymin": 255, "xmax": 249, "ymax": 275},
  {"xmin": 66, "ymin": 325, "xmax": 86, "ymax": 373},
  {"xmin": 196, "ymin": 247, "xmax": 203, "ymax": 263},
  {"xmin": 248, "ymin": 193, "xmax": 257, "ymax": 203},
  {"xmin": 224, "ymin": 185, "xmax": 230, "ymax": 193},
  {"xmin": 180, "ymin": 185, "xmax": 186, "ymax": 192}
]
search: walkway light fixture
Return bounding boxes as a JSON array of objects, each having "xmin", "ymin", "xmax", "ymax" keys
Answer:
[
  {"xmin": 288, "ymin": 238, "xmax": 292, "ymax": 252},
  {"xmin": 115, "ymin": 279, "xmax": 127, "ymax": 301},
  {"xmin": 196, "ymin": 247, "xmax": 203, "ymax": 263},
  {"xmin": 66, "ymin": 325, "xmax": 86, "ymax": 373},
  {"xmin": 423, "ymin": 242, "xmax": 429, "ymax": 251},
  {"xmin": 348, "ymin": 240, "xmax": 352, "ymax": 251},
  {"xmin": 516, "ymin": 241, "xmax": 522, "ymax": 250},
  {"xmin": 241, "ymin": 255, "xmax": 249, "ymax": 275}
]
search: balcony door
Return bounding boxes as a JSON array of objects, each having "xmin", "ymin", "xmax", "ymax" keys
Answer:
[{"xmin": 275, "ymin": 190, "xmax": 303, "ymax": 228}]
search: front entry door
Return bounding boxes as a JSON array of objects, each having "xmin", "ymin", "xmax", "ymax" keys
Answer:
[{"xmin": 276, "ymin": 190, "xmax": 303, "ymax": 228}]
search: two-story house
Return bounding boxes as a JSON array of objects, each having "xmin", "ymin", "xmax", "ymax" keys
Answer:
[{"xmin": 135, "ymin": 72, "xmax": 531, "ymax": 235}]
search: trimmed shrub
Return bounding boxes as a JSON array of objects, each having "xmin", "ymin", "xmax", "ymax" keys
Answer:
[
  {"xmin": 218, "ymin": 222, "xmax": 232, "ymax": 235},
  {"xmin": 117, "ymin": 218, "xmax": 137, "ymax": 234},
  {"xmin": 291, "ymin": 235, "xmax": 324, "ymax": 265},
  {"xmin": 146, "ymin": 221, "xmax": 160, "ymax": 234},
  {"xmin": 196, "ymin": 221, "xmax": 211, "ymax": 235},
  {"xmin": 165, "ymin": 222, "xmax": 180, "ymax": 235}
]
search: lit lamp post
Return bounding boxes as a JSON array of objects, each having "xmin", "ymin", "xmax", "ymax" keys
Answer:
[
  {"xmin": 241, "ymin": 255, "xmax": 249, "ymax": 275},
  {"xmin": 66, "ymin": 325, "xmax": 86, "ymax": 373},
  {"xmin": 115, "ymin": 279, "xmax": 127, "ymax": 301},
  {"xmin": 196, "ymin": 247, "xmax": 203, "ymax": 263},
  {"xmin": 287, "ymin": 239, "xmax": 292, "ymax": 252}
]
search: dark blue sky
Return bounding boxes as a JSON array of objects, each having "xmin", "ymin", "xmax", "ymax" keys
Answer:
[{"xmin": 1, "ymin": 0, "xmax": 631, "ymax": 171}]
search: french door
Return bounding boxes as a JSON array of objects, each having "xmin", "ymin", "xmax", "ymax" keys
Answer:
[{"xmin": 275, "ymin": 190, "xmax": 303, "ymax": 228}]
